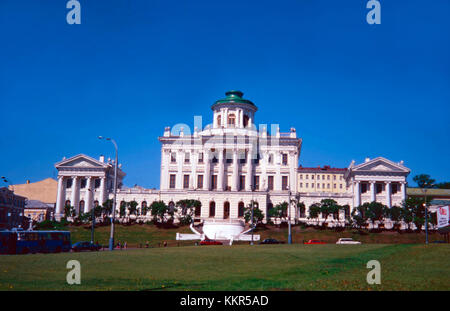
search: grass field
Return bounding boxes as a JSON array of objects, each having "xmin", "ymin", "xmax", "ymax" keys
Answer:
[
  {"xmin": 66, "ymin": 223, "xmax": 445, "ymax": 247},
  {"xmin": 0, "ymin": 244, "xmax": 449, "ymax": 290}
]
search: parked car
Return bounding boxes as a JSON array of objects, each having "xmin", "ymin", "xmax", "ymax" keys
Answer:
[
  {"xmin": 72, "ymin": 241, "xmax": 101, "ymax": 252},
  {"xmin": 260, "ymin": 238, "xmax": 285, "ymax": 244},
  {"xmin": 303, "ymin": 239, "xmax": 326, "ymax": 245},
  {"xmin": 336, "ymin": 238, "xmax": 362, "ymax": 245},
  {"xmin": 199, "ymin": 238, "xmax": 223, "ymax": 245}
]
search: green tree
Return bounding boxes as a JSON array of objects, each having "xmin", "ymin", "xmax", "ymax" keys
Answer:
[
  {"xmin": 150, "ymin": 201, "xmax": 169, "ymax": 224},
  {"xmin": 244, "ymin": 201, "xmax": 264, "ymax": 226},
  {"xmin": 413, "ymin": 174, "xmax": 435, "ymax": 188},
  {"xmin": 319, "ymin": 199, "xmax": 340, "ymax": 226},
  {"xmin": 268, "ymin": 202, "xmax": 288, "ymax": 222},
  {"xmin": 387, "ymin": 205, "xmax": 403, "ymax": 229},
  {"xmin": 352, "ymin": 204, "xmax": 369, "ymax": 230},
  {"xmin": 308, "ymin": 203, "xmax": 321, "ymax": 225},
  {"xmin": 127, "ymin": 200, "xmax": 138, "ymax": 216},
  {"xmin": 64, "ymin": 205, "xmax": 75, "ymax": 219},
  {"xmin": 176, "ymin": 199, "xmax": 201, "ymax": 225},
  {"xmin": 119, "ymin": 201, "xmax": 127, "ymax": 217},
  {"xmin": 366, "ymin": 201, "xmax": 389, "ymax": 228},
  {"xmin": 102, "ymin": 199, "xmax": 113, "ymax": 216},
  {"xmin": 435, "ymin": 182, "xmax": 450, "ymax": 189}
]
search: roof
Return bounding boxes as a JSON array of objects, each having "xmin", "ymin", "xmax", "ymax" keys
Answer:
[
  {"xmin": 298, "ymin": 165, "xmax": 347, "ymax": 173},
  {"xmin": 212, "ymin": 90, "xmax": 257, "ymax": 110},
  {"xmin": 25, "ymin": 200, "xmax": 54, "ymax": 209},
  {"xmin": 407, "ymin": 187, "xmax": 450, "ymax": 198}
]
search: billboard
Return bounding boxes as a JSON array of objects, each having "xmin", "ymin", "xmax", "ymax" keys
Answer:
[{"xmin": 437, "ymin": 206, "xmax": 450, "ymax": 229}]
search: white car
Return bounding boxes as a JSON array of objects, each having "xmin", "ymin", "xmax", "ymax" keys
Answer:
[{"xmin": 336, "ymin": 238, "xmax": 362, "ymax": 245}]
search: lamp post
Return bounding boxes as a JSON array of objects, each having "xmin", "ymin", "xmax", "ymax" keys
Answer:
[
  {"xmin": 287, "ymin": 187, "xmax": 292, "ymax": 244},
  {"xmin": 98, "ymin": 136, "xmax": 118, "ymax": 251},
  {"xmin": 87, "ymin": 188, "xmax": 96, "ymax": 244},
  {"xmin": 420, "ymin": 182, "xmax": 434, "ymax": 245}
]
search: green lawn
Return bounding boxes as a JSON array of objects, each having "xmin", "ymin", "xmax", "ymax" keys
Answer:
[{"xmin": 1, "ymin": 244, "xmax": 449, "ymax": 290}]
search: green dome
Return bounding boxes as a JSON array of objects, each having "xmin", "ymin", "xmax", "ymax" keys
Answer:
[{"xmin": 212, "ymin": 90, "xmax": 257, "ymax": 110}]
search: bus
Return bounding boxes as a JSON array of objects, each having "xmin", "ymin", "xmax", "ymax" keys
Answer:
[{"xmin": 0, "ymin": 230, "xmax": 71, "ymax": 254}]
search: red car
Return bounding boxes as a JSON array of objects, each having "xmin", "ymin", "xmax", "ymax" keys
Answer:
[
  {"xmin": 303, "ymin": 239, "xmax": 326, "ymax": 245},
  {"xmin": 199, "ymin": 238, "xmax": 223, "ymax": 245}
]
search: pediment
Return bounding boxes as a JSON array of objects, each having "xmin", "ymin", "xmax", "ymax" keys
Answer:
[
  {"xmin": 55, "ymin": 154, "xmax": 107, "ymax": 169},
  {"xmin": 353, "ymin": 157, "xmax": 409, "ymax": 173}
]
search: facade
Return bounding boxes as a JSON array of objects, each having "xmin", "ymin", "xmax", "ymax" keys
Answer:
[
  {"xmin": 10, "ymin": 178, "xmax": 57, "ymax": 204},
  {"xmin": 0, "ymin": 187, "xmax": 26, "ymax": 230},
  {"xmin": 54, "ymin": 154, "xmax": 126, "ymax": 219},
  {"xmin": 53, "ymin": 90, "xmax": 411, "ymax": 229},
  {"xmin": 24, "ymin": 200, "xmax": 55, "ymax": 222}
]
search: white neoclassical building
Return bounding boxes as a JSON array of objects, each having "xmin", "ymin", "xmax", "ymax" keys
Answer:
[{"xmin": 53, "ymin": 90, "xmax": 411, "ymax": 235}]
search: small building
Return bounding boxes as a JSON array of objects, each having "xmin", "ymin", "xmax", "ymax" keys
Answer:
[
  {"xmin": 0, "ymin": 187, "xmax": 27, "ymax": 230},
  {"xmin": 24, "ymin": 200, "xmax": 55, "ymax": 222},
  {"xmin": 10, "ymin": 178, "xmax": 57, "ymax": 204}
]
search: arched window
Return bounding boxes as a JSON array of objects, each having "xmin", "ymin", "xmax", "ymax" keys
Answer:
[
  {"xmin": 79, "ymin": 200, "xmax": 85, "ymax": 214},
  {"xmin": 217, "ymin": 115, "xmax": 222, "ymax": 127},
  {"xmin": 65, "ymin": 200, "xmax": 71, "ymax": 207},
  {"xmin": 209, "ymin": 202, "xmax": 216, "ymax": 218},
  {"xmin": 141, "ymin": 201, "xmax": 147, "ymax": 215},
  {"xmin": 243, "ymin": 114, "xmax": 249, "ymax": 127},
  {"xmin": 228, "ymin": 113, "xmax": 236, "ymax": 127},
  {"xmin": 238, "ymin": 202, "xmax": 245, "ymax": 217},
  {"xmin": 195, "ymin": 204, "xmax": 201, "ymax": 217},
  {"xmin": 224, "ymin": 202, "xmax": 230, "ymax": 219},
  {"xmin": 299, "ymin": 205, "xmax": 306, "ymax": 218}
]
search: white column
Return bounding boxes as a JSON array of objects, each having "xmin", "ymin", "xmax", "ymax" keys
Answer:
[
  {"xmin": 71, "ymin": 176, "xmax": 79, "ymax": 214},
  {"xmin": 370, "ymin": 181, "xmax": 376, "ymax": 202},
  {"xmin": 245, "ymin": 148, "xmax": 253, "ymax": 191},
  {"xmin": 354, "ymin": 181, "xmax": 361, "ymax": 207},
  {"xmin": 232, "ymin": 149, "xmax": 239, "ymax": 191},
  {"xmin": 261, "ymin": 151, "xmax": 268, "ymax": 191},
  {"xmin": 289, "ymin": 152, "xmax": 297, "ymax": 193},
  {"xmin": 401, "ymin": 182, "xmax": 407, "ymax": 202},
  {"xmin": 99, "ymin": 177, "xmax": 106, "ymax": 204},
  {"xmin": 203, "ymin": 151, "xmax": 211, "ymax": 190},
  {"xmin": 218, "ymin": 149, "xmax": 225, "ymax": 191},
  {"xmin": 85, "ymin": 177, "xmax": 93, "ymax": 213},
  {"xmin": 275, "ymin": 152, "xmax": 282, "ymax": 191},
  {"xmin": 190, "ymin": 151, "xmax": 197, "ymax": 189},
  {"xmin": 55, "ymin": 176, "xmax": 65, "ymax": 218},
  {"xmin": 386, "ymin": 181, "xmax": 392, "ymax": 208},
  {"xmin": 176, "ymin": 151, "xmax": 183, "ymax": 189}
]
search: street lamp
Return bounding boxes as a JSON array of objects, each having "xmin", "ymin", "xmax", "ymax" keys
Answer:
[
  {"xmin": 287, "ymin": 187, "xmax": 292, "ymax": 244},
  {"xmin": 98, "ymin": 136, "xmax": 118, "ymax": 251},
  {"xmin": 420, "ymin": 182, "xmax": 435, "ymax": 245}
]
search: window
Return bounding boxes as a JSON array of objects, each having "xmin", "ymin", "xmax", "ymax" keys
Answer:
[
  {"xmin": 94, "ymin": 179, "xmax": 100, "ymax": 188},
  {"xmin": 66, "ymin": 178, "xmax": 72, "ymax": 188},
  {"xmin": 333, "ymin": 175, "xmax": 336, "ymax": 180},
  {"xmin": 224, "ymin": 202, "xmax": 230, "ymax": 219},
  {"xmin": 282, "ymin": 176, "xmax": 288, "ymax": 190},
  {"xmin": 211, "ymin": 175, "xmax": 218, "ymax": 190},
  {"xmin": 282, "ymin": 154, "xmax": 288, "ymax": 165},
  {"xmin": 197, "ymin": 175, "xmax": 203, "ymax": 189},
  {"xmin": 217, "ymin": 115, "xmax": 222, "ymax": 127},
  {"xmin": 238, "ymin": 202, "xmax": 245, "ymax": 217},
  {"xmin": 327, "ymin": 183, "xmax": 330, "ymax": 189},
  {"xmin": 361, "ymin": 183, "xmax": 368, "ymax": 193},
  {"xmin": 300, "ymin": 182, "xmax": 303, "ymax": 188},
  {"xmin": 171, "ymin": 153, "xmax": 176, "ymax": 163},
  {"xmin": 268, "ymin": 154, "xmax": 273, "ymax": 164},
  {"xmin": 239, "ymin": 175, "xmax": 245, "ymax": 191},
  {"xmin": 317, "ymin": 175, "xmax": 320, "ymax": 180},
  {"xmin": 392, "ymin": 184, "xmax": 398, "ymax": 194},
  {"xmin": 243, "ymin": 115, "xmax": 249, "ymax": 127},
  {"xmin": 183, "ymin": 175, "xmax": 189, "ymax": 189},
  {"xmin": 306, "ymin": 175, "xmax": 309, "ymax": 180},
  {"xmin": 80, "ymin": 179, "xmax": 86, "ymax": 189},
  {"xmin": 327, "ymin": 175, "xmax": 330, "ymax": 180},
  {"xmin": 312, "ymin": 175, "xmax": 315, "ymax": 180},
  {"xmin": 268, "ymin": 176, "xmax": 274, "ymax": 190},
  {"xmin": 317, "ymin": 183, "xmax": 320, "ymax": 189},
  {"xmin": 209, "ymin": 202, "xmax": 216, "ymax": 217},
  {"xmin": 228, "ymin": 113, "xmax": 236, "ymax": 127},
  {"xmin": 184, "ymin": 152, "xmax": 190, "ymax": 163},
  {"xmin": 198, "ymin": 152, "xmax": 204, "ymax": 163},
  {"xmin": 340, "ymin": 184, "xmax": 343, "ymax": 189},
  {"xmin": 334, "ymin": 183, "xmax": 336, "ymax": 189},
  {"xmin": 169, "ymin": 174, "xmax": 176, "ymax": 189},
  {"xmin": 306, "ymin": 183, "xmax": 308, "ymax": 188},
  {"xmin": 376, "ymin": 183, "xmax": 383, "ymax": 194},
  {"xmin": 254, "ymin": 176, "xmax": 260, "ymax": 190}
]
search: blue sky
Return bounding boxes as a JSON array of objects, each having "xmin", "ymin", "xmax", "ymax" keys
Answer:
[{"xmin": 0, "ymin": 0, "xmax": 449, "ymax": 188}]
